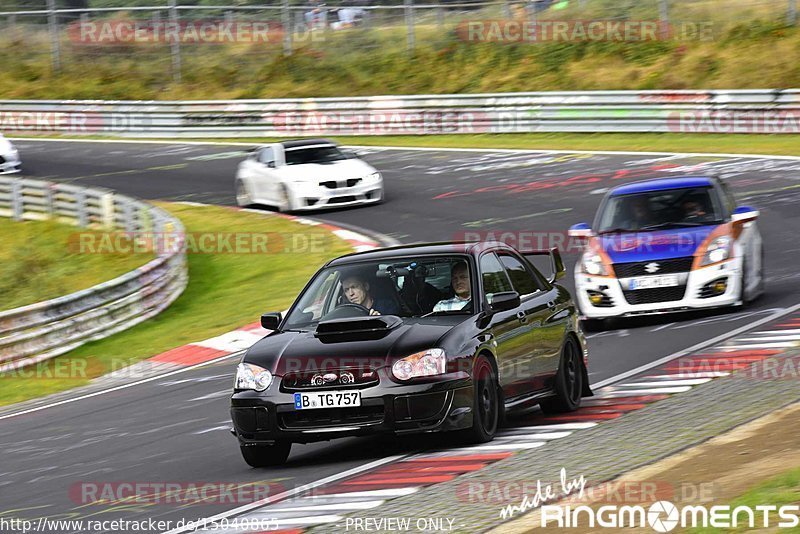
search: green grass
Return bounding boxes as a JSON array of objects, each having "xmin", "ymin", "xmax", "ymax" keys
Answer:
[
  {"xmin": 0, "ymin": 203, "xmax": 352, "ymax": 407},
  {"xmin": 0, "ymin": 217, "xmax": 153, "ymax": 310},
  {"xmin": 2, "ymin": 11, "xmax": 800, "ymax": 99},
  {"xmin": 686, "ymin": 466, "xmax": 800, "ymax": 533}
]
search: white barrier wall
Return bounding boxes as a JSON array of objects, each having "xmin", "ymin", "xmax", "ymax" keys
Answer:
[
  {"xmin": 0, "ymin": 177, "xmax": 188, "ymax": 372},
  {"xmin": 1, "ymin": 90, "xmax": 799, "ymax": 136}
]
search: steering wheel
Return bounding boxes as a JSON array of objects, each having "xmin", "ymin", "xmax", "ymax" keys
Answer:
[{"xmin": 321, "ymin": 303, "xmax": 371, "ymax": 321}]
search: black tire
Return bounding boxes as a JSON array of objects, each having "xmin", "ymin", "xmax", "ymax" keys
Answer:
[
  {"xmin": 462, "ymin": 355, "xmax": 500, "ymax": 443},
  {"xmin": 239, "ymin": 442, "xmax": 291, "ymax": 467},
  {"xmin": 540, "ymin": 337, "xmax": 584, "ymax": 414}
]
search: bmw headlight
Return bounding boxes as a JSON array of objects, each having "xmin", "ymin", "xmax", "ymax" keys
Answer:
[
  {"xmin": 580, "ymin": 251, "xmax": 608, "ymax": 276},
  {"xmin": 700, "ymin": 235, "xmax": 732, "ymax": 266},
  {"xmin": 366, "ymin": 171, "xmax": 381, "ymax": 182},
  {"xmin": 234, "ymin": 362, "xmax": 273, "ymax": 391},
  {"xmin": 392, "ymin": 348, "xmax": 446, "ymax": 381}
]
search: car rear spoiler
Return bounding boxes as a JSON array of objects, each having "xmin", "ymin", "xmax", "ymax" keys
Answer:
[{"xmin": 519, "ymin": 247, "xmax": 565, "ymax": 284}]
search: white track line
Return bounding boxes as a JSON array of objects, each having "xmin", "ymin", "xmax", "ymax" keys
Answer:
[
  {"xmin": 162, "ymin": 454, "xmax": 408, "ymax": 534},
  {"xmin": 0, "ymin": 351, "xmax": 243, "ymax": 422},
  {"xmin": 591, "ymin": 301, "xmax": 800, "ymax": 389},
  {"xmin": 619, "ymin": 379, "xmax": 713, "ymax": 387},
  {"xmin": 10, "ymin": 136, "xmax": 800, "ymax": 161},
  {"xmin": 306, "ymin": 488, "xmax": 419, "ymax": 499}
]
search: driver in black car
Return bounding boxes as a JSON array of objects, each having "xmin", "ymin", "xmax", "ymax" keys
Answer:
[{"xmin": 342, "ymin": 274, "xmax": 400, "ymax": 316}]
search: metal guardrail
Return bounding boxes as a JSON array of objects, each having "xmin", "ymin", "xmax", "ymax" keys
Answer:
[
  {"xmin": 0, "ymin": 177, "xmax": 188, "ymax": 372},
  {"xmin": 1, "ymin": 90, "xmax": 798, "ymax": 136}
]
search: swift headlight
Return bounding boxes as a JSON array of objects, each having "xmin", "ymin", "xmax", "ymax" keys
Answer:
[
  {"xmin": 580, "ymin": 251, "xmax": 609, "ymax": 276},
  {"xmin": 392, "ymin": 348, "xmax": 446, "ymax": 381},
  {"xmin": 234, "ymin": 362, "xmax": 273, "ymax": 391},
  {"xmin": 700, "ymin": 235, "xmax": 732, "ymax": 266}
]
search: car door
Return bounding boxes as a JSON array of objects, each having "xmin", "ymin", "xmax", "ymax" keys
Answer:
[
  {"xmin": 253, "ymin": 146, "xmax": 278, "ymax": 202},
  {"xmin": 498, "ymin": 251, "xmax": 565, "ymax": 390},
  {"xmin": 479, "ymin": 251, "xmax": 533, "ymax": 400}
]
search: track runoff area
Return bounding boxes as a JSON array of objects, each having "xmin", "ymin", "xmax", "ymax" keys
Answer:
[{"xmin": 2, "ymin": 139, "xmax": 800, "ymax": 533}]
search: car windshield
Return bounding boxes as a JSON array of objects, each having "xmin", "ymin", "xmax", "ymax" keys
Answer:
[
  {"xmin": 284, "ymin": 145, "xmax": 347, "ymax": 165},
  {"xmin": 597, "ymin": 186, "xmax": 724, "ymax": 233},
  {"xmin": 283, "ymin": 255, "xmax": 474, "ymax": 331}
]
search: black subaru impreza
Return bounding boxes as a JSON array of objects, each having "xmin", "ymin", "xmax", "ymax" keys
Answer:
[{"xmin": 230, "ymin": 241, "xmax": 591, "ymax": 466}]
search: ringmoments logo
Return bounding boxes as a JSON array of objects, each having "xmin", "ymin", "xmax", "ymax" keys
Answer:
[{"xmin": 540, "ymin": 501, "xmax": 800, "ymax": 531}]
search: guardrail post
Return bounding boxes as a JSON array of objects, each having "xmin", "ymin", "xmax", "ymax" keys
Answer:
[
  {"xmin": 502, "ymin": 1, "xmax": 511, "ymax": 19},
  {"xmin": 789, "ymin": 0, "xmax": 798, "ymax": 25},
  {"xmin": 168, "ymin": 0, "xmax": 182, "ymax": 84},
  {"xmin": 282, "ymin": 0, "xmax": 292, "ymax": 56},
  {"xmin": 47, "ymin": 0, "xmax": 61, "ymax": 72},
  {"xmin": 101, "ymin": 193, "xmax": 115, "ymax": 230},
  {"xmin": 658, "ymin": 0, "xmax": 669, "ymax": 39},
  {"xmin": 45, "ymin": 183, "xmax": 55, "ymax": 220},
  {"xmin": 404, "ymin": 0, "xmax": 415, "ymax": 52},
  {"xmin": 11, "ymin": 181, "xmax": 23, "ymax": 221},
  {"xmin": 76, "ymin": 189, "xmax": 88, "ymax": 227},
  {"xmin": 436, "ymin": 6, "xmax": 444, "ymax": 28},
  {"xmin": 124, "ymin": 201, "xmax": 135, "ymax": 233}
]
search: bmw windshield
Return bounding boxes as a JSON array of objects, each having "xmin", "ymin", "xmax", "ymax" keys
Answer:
[
  {"xmin": 284, "ymin": 146, "xmax": 348, "ymax": 165},
  {"xmin": 283, "ymin": 255, "xmax": 475, "ymax": 331},
  {"xmin": 596, "ymin": 187, "xmax": 725, "ymax": 234}
]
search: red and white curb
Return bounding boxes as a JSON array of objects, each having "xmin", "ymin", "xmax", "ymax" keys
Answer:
[{"xmin": 182, "ymin": 310, "xmax": 800, "ymax": 533}]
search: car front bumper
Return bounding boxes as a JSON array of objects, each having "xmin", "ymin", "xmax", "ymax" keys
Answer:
[
  {"xmin": 0, "ymin": 149, "xmax": 21, "ymax": 174},
  {"xmin": 575, "ymin": 258, "xmax": 742, "ymax": 319},
  {"xmin": 289, "ymin": 180, "xmax": 383, "ymax": 211},
  {"xmin": 231, "ymin": 373, "xmax": 473, "ymax": 445}
]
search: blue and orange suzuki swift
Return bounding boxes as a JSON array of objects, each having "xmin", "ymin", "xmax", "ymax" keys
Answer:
[{"xmin": 569, "ymin": 176, "xmax": 764, "ymax": 325}]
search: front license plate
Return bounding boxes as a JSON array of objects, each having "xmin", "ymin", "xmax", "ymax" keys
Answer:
[
  {"xmin": 294, "ymin": 390, "xmax": 362, "ymax": 410},
  {"xmin": 628, "ymin": 275, "xmax": 680, "ymax": 290}
]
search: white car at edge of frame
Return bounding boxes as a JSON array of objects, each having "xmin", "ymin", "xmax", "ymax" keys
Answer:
[
  {"xmin": 235, "ymin": 138, "xmax": 383, "ymax": 212},
  {"xmin": 0, "ymin": 134, "xmax": 22, "ymax": 174}
]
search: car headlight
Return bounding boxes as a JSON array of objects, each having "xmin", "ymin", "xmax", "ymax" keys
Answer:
[
  {"xmin": 580, "ymin": 251, "xmax": 609, "ymax": 276},
  {"xmin": 234, "ymin": 362, "xmax": 273, "ymax": 391},
  {"xmin": 392, "ymin": 348, "xmax": 446, "ymax": 381},
  {"xmin": 366, "ymin": 171, "xmax": 381, "ymax": 182},
  {"xmin": 700, "ymin": 235, "xmax": 732, "ymax": 266}
]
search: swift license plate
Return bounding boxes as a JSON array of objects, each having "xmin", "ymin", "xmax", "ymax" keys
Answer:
[{"xmin": 628, "ymin": 275, "xmax": 680, "ymax": 290}]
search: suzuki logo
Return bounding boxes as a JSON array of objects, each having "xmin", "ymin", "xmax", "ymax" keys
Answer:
[{"xmin": 644, "ymin": 262, "xmax": 661, "ymax": 274}]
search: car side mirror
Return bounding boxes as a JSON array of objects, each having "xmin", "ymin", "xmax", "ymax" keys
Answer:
[
  {"xmin": 568, "ymin": 222, "xmax": 593, "ymax": 239},
  {"xmin": 732, "ymin": 206, "xmax": 758, "ymax": 223},
  {"xmin": 548, "ymin": 247, "xmax": 566, "ymax": 283},
  {"xmin": 261, "ymin": 312, "xmax": 282, "ymax": 330},
  {"xmin": 341, "ymin": 149, "xmax": 358, "ymax": 159},
  {"xmin": 487, "ymin": 291, "xmax": 520, "ymax": 313},
  {"xmin": 265, "ymin": 161, "xmax": 276, "ymax": 168}
]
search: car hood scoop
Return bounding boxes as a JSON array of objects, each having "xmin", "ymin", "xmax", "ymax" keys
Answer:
[{"xmin": 315, "ymin": 315, "xmax": 403, "ymax": 342}]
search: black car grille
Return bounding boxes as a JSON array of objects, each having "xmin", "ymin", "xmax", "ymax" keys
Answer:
[
  {"xmin": 328, "ymin": 195, "xmax": 357, "ymax": 204},
  {"xmin": 278, "ymin": 403, "xmax": 384, "ymax": 429},
  {"xmin": 281, "ymin": 367, "xmax": 379, "ymax": 391},
  {"xmin": 622, "ymin": 285, "xmax": 687, "ymax": 305},
  {"xmin": 612, "ymin": 256, "xmax": 694, "ymax": 278},
  {"xmin": 319, "ymin": 179, "xmax": 362, "ymax": 189}
]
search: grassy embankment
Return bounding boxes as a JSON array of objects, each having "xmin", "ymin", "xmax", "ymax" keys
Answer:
[{"xmin": 0, "ymin": 203, "xmax": 352, "ymax": 407}]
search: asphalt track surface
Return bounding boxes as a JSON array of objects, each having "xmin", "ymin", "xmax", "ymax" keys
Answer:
[{"xmin": 2, "ymin": 139, "xmax": 800, "ymax": 532}]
